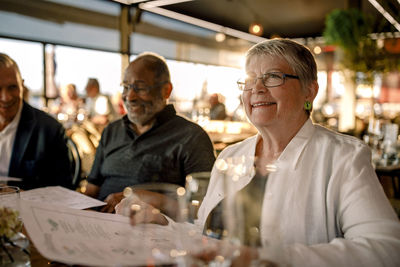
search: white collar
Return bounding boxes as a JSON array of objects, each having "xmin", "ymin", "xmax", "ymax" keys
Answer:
[
  {"xmin": 276, "ymin": 118, "xmax": 315, "ymax": 170},
  {"xmin": 0, "ymin": 101, "xmax": 23, "ymax": 135}
]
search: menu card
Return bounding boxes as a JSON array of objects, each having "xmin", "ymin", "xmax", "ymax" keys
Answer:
[{"xmin": 20, "ymin": 200, "xmax": 181, "ymax": 266}]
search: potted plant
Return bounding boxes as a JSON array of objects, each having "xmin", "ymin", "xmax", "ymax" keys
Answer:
[{"xmin": 323, "ymin": 8, "xmax": 399, "ymax": 131}]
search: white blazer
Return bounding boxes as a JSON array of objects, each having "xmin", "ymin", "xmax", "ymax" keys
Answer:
[{"xmin": 196, "ymin": 119, "xmax": 400, "ymax": 266}]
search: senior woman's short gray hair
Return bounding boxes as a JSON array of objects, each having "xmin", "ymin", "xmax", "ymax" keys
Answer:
[
  {"xmin": 0, "ymin": 53, "xmax": 23, "ymax": 86},
  {"xmin": 245, "ymin": 38, "xmax": 317, "ymax": 91}
]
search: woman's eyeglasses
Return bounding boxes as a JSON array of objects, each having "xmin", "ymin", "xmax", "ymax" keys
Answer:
[{"xmin": 237, "ymin": 72, "xmax": 299, "ymax": 91}]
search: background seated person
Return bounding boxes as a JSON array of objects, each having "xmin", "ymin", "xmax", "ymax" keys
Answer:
[
  {"xmin": 117, "ymin": 39, "xmax": 400, "ymax": 267},
  {"xmin": 209, "ymin": 93, "xmax": 226, "ymax": 120},
  {"xmin": 84, "ymin": 52, "xmax": 215, "ymax": 212},
  {"xmin": 0, "ymin": 53, "xmax": 73, "ymax": 190},
  {"xmin": 85, "ymin": 78, "xmax": 117, "ymax": 130},
  {"xmin": 57, "ymin": 83, "xmax": 83, "ymax": 117}
]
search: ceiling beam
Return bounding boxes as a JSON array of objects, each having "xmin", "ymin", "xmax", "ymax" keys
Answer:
[
  {"xmin": 0, "ymin": 0, "xmax": 249, "ymax": 52},
  {"xmin": 0, "ymin": 0, "xmax": 117, "ymax": 28},
  {"xmin": 367, "ymin": 0, "xmax": 400, "ymax": 32},
  {"xmin": 139, "ymin": 2, "xmax": 267, "ymax": 43},
  {"xmin": 112, "ymin": 0, "xmax": 193, "ymax": 5}
]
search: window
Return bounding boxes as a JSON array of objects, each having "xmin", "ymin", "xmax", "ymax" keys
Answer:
[{"xmin": 0, "ymin": 38, "xmax": 43, "ymax": 95}]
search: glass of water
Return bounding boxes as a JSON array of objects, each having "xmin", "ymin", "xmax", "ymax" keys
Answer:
[{"xmin": 0, "ymin": 185, "xmax": 30, "ymax": 266}]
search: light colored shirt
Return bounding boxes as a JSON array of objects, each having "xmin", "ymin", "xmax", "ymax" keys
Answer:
[
  {"xmin": 197, "ymin": 119, "xmax": 400, "ymax": 266},
  {"xmin": 0, "ymin": 102, "xmax": 23, "ymax": 176},
  {"xmin": 86, "ymin": 94, "xmax": 116, "ymax": 121}
]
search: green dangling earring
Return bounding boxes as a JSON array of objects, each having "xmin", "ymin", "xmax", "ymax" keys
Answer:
[{"xmin": 304, "ymin": 101, "xmax": 312, "ymax": 111}]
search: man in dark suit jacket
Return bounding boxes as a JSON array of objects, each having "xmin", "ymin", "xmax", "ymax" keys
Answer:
[{"xmin": 0, "ymin": 53, "xmax": 73, "ymax": 190}]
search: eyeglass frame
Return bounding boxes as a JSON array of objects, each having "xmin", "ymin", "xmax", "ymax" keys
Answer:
[
  {"xmin": 121, "ymin": 81, "xmax": 169, "ymax": 96},
  {"xmin": 237, "ymin": 71, "xmax": 300, "ymax": 91}
]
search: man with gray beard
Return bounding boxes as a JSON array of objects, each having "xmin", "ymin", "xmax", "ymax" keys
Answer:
[{"xmin": 84, "ymin": 52, "xmax": 215, "ymax": 212}]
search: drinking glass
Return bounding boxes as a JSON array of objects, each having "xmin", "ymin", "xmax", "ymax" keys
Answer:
[
  {"xmin": 189, "ymin": 156, "xmax": 282, "ymax": 267},
  {"xmin": 206, "ymin": 157, "xmax": 256, "ymax": 266},
  {"xmin": 0, "ymin": 186, "xmax": 30, "ymax": 266},
  {"xmin": 0, "ymin": 186, "xmax": 20, "ymax": 211},
  {"xmin": 117, "ymin": 183, "xmax": 189, "ymax": 266},
  {"xmin": 118, "ymin": 179, "xmax": 214, "ymax": 267},
  {"xmin": 381, "ymin": 123, "xmax": 399, "ymax": 166},
  {"xmin": 184, "ymin": 172, "xmax": 211, "ymax": 223}
]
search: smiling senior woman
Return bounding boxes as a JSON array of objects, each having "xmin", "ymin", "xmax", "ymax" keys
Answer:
[
  {"xmin": 118, "ymin": 39, "xmax": 400, "ymax": 266},
  {"xmin": 196, "ymin": 38, "xmax": 400, "ymax": 266}
]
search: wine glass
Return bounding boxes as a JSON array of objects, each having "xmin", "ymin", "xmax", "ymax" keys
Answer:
[
  {"xmin": 118, "ymin": 179, "xmax": 216, "ymax": 267},
  {"xmin": 117, "ymin": 183, "xmax": 190, "ymax": 266},
  {"xmin": 184, "ymin": 172, "xmax": 211, "ymax": 224},
  {"xmin": 381, "ymin": 123, "xmax": 399, "ymax": 166},
  {"xmin": 0, "ymin": 185, "xmax": 20, "ymax": 211},
  {"xmin": 0, "ymin": 185, "xmax": 30, "ymax": 266},
  {"xmin": 190, "ymin": 156, "xmax": 282, "ymax": 266}
]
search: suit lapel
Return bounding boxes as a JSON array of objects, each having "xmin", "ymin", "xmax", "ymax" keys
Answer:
[{"xmin": 9, "ymin": 102, "xmax": 36, "ymax": 171}]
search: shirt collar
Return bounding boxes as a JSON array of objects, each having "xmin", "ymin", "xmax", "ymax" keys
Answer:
[
  {"xmin": 0, "ymin": 101, "xmax": 23, "ymax": 135},
  {"xmin": 275, "ymin": 118, "xmax": 315, "ymax": 170},
  {"xmin": 153, "ymin": 104, "xmax": 176, "ymax": 126}
]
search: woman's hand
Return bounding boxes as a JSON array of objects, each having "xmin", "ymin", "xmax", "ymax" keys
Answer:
[{"xmin": 115, "ymin": 193, "xmax": 168, "ymax": 225}]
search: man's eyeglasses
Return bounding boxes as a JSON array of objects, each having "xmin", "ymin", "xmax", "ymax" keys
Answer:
[
  {"xmin": 121, "ymin": 81, "xmax": 168, "ymax": 96},
  {"xmin": 237, "ymin": 71, "xmax": 299, "ymax": 91}
]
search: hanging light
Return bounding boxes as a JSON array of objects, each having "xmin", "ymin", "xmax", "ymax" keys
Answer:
[
  {"xmin": 215, "ymin": 32, "xmax": 226, "ymax": 42},
  {"xmin": 249, "ymin": 22, "xmax": 263, "ymax": 36},
  {"xmin": 313, "ymin": 45, "xmax": 322, "ymax": 54}
]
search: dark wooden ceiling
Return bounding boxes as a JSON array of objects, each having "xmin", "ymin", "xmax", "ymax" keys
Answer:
[
  {"xmin": 0, "ymin": 0, "xmax": 398, "ymax": 52},
  {"xmin": 158, "ymin": 0, "xmax": 400, "ymax": 39}
]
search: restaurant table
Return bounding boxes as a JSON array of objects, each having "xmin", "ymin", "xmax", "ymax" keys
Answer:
[
  {"xmin": 203, "ymin": 120, "xmax": 257, "ymax": 154},
  {"xmin": 21, "ymin": 227, "xmax": 65, "ymax": 267},
  {"xmin": 375, "ymin": 164, "xmax": 400, "ymax": 199}
]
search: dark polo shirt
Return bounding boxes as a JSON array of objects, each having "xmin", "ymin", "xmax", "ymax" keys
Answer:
[{"xmin": 87, "ymin": 104, "xmax": 216, "ymax": 200}]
